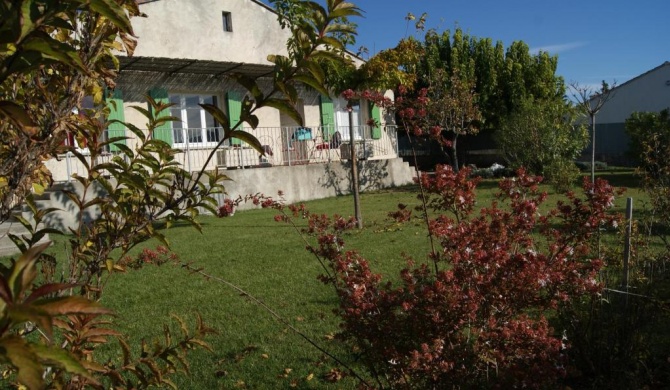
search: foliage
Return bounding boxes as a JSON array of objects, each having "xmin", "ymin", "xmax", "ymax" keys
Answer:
[
  {"xmin": 358, "ymin": 38, "xmax": 424, "ymax": 91},
  {"xmin": 0, "ymin": 0, "xmax": 141, "ymax": 222},
  {"xmin": 0, "ymin": 243, "xmax": 108, "ymax": 389},
  {"xmin": 496, "ymin": 97, "xmax": 588, "ymax": 190},
  {"xmin": 418, "ymin": 28, "xmax": 565, "ymax": 133},
  {"xmin": 625, "ymin": 109, "xmax": 670, "ymax": 237},
  {"xmin": 290, "ymin": 166, "xmax": 620, "ymax": 388},
  {"xmin": 425, "ymin": 69, "xmax": 482, "ymax": 171},
  {"xmin": 0, "ymin": 0, "xmax": 363, "ymax": 387}
]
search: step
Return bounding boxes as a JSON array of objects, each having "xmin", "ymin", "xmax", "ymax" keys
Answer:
[{"xmin": 0, "ymin": 221, "xmax": 51, "ymax": 258}]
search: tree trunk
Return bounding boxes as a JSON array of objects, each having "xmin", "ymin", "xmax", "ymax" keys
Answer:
[
  {"xmin": 349, "ymin": 109, "xmax": 362, "ymax": 229},
  {"xmin": 452, "ymin": 134, "xmax": 459, "ymax": 173}
]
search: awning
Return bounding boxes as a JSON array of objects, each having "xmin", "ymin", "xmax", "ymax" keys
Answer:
[{"xmin": 118, "ymin": 56, "xmax": 276, "ymax": 78}]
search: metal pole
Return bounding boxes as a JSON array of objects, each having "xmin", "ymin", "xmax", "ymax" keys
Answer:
[
  {"xmin": 591, "ymin": 114, "xmax": 596, "ymax": 184},
  {"xmin": 349, "ymin": 109, "xmax": 362, "ymax": 229},
  {"xmin": 623, "ymin": 197, "xmax": 633, "ymax": 291},
  {"xmin": 185, "ymin": 129, "xmax": 191, "ymax": 172},
  {"xmin": 285, "ymin": 128, "xmax": 292, "ymax": 166}
]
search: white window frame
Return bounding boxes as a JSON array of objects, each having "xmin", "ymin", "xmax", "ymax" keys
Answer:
[
  {"xmin": 169, "ymin": 94, "xmax": 221, "ymax": 148},
  {"xmin": 333, "ymin": 97, "xmax": 364, "ymax": 141}
]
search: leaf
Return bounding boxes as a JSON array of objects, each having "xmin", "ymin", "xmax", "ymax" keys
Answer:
[
  {"xmin": 0, "ymin": 101, "xmax": 38, "ymax": 136},
  {"xmin": 230, "ymin": 74, "xmax": 264, "ymax": 101},
  {"xmin": 33, "ymin": 296, "xmax": 112, "ymax": 316},
  {"xmin": 293, "ymin": 74, "xmax": 329, "ymax": 97},
  {"xmin": 21, "ymin": 31, "xmax": 85, "ymax": 71},
  {"xmin": 8, "ymin": 241, "xmax": 51, "ymax": 299},
  {"xmin": 88, "ymin": 0, "xmax": 134, "ymax": 35},
  {"xmin": 262, "ymin": 99, "xmax": 303, "ymax": 127},
  {"xmin": 0, "ymin": 336, "xmax": 44, "ymax": 390},
  {"xmin": 228, "ymin": 131, "xmax": 264, "ymax": 154},
  {"xmin": 172, "ymin": 315, "xmax": 189, "ymax": 338},
  {"xmin": 200, "ymin": 104, "xmax": 229, "ymax": 132},
  {"xmin": 31, "ymin": 343, "xmax": 100, "ymax": 385},
  {"xmin": 6, "ymin": 304, "xmax": 53, "ymax": 338},
  {"xmin": 25, "ymin": 283, "xmax": 77, "ymax": 304}
]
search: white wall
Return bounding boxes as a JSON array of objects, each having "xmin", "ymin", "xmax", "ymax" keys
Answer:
[
  {"xmin": 133, "ymin": 0, "xmax": 290, "ymax": 65},
  {"xmin": 597, "ymin": 63, "xmax": 670, "ymax": 123}
]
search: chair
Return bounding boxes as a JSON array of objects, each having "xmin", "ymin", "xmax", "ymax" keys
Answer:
[{"xmin": 312, "ymin": 131, "xmax": 341, "ymax": 162}]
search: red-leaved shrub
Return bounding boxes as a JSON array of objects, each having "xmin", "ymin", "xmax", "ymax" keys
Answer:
[{"xmin": 304, "ymin": 165, "xmax": 619, "ymax": 389}]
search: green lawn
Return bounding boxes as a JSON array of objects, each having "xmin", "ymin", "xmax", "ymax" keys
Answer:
[{"xmin": 40, "ymin": 169, "xmax": 659, "ymax": 389}]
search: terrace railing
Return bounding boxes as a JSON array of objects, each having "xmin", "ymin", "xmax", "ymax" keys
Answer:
[{"xmin": 49, "ymin": 125, "xmax": 399, "ymax": 182}]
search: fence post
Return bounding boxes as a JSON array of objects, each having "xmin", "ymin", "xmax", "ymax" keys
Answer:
[
  {"xmin": 285, "ymin": 128, "xmax": 292, "ymax": 166},
  {"xmin": 623, "ymin": 197, "xmax": 633, "ymax": 292},
  {"xmin": 184, "ymin": 129, "xmax": 191, "ymax": 172}
]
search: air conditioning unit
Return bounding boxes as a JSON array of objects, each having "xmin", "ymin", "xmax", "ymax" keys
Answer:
[
  {"xmin": 340, "ymin": 142, "xmax": 374, "ymax": 160},
  {"xmin": 216, "ymin": 150, "xmax": 228, "ymax": 167},
  {"xmin": 216, "ymin": 148, "xmax": 258, "ymax": 168}
]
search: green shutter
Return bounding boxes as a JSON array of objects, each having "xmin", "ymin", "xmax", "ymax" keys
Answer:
[
  {"xmin": 149, "ymin": 88, "xmax": 173, "ymax": 146},
  {"xmin": 106, "ymin": 90, "xmax": 126, "ymax": 152},
  {"xmin": 319, "ymin": 95, "xmax": 335, "ymax": 139},
  {"xmin": 369, "ymin": 101, "xmax": 382, "ymax": 139},
  {"xmin": 227, "ymin": 91, "xmax": 242, "ymax": 146}
]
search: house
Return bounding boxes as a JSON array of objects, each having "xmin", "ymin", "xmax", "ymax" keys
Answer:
[
  {"xmin": 585, "ymin": 61, "xmax": 670, "ymax": 165},
  {"xmin": 42, "ymin": 0, "xmax": 413, "ymax": 226}
]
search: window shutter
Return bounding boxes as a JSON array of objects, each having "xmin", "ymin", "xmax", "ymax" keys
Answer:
[
  {"xmin": 369, "ymin": 101, "xmax": 382, "ymax": 139},
  {"xmin": 106, "ymin": 90, "xmax": 126, "ymax": 152},
  {"xmin": 227, "ymin": 91, "xmax": 242, "ymax": 145},
  {"xmin": 149, "ymin": 88, "xmax": 173, "ymax": 146},
  {"xmin": 319, "ymin": 95, "xmax": 335, "ymax": 139}
]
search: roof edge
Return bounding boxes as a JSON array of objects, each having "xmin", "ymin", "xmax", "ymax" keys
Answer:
[{"xmin": 607, "ymin": 61, "xmax": 670, "ymax": 93}]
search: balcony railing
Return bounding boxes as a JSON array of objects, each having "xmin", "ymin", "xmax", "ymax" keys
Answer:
[{"xmin": 48, "ymin": 125, "xmax": 399, "ymax": 182}]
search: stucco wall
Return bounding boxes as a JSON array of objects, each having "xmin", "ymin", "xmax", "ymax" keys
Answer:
[
  {"xmin": 133, "ymin": 0, "xmax": 290, "ymax": 64},
  {"xmin": 34, "ymin": 158, "xmax": 415, "ymax": 232},
  {"xmin": 222, "ymin": 158, "xmax": 415, "ymax": 209}
]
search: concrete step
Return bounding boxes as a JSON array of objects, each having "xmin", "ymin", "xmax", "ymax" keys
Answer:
[{"xmin": 0, "ymin": 221, "xmax": 51, "ymax": 258}]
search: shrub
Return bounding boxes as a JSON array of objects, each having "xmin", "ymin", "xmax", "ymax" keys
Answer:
[
  {"xmin": 300, "ymin": 165, "xmax": 619, "ymax": 389},
  {"xmin": 545, "ymin": 159, "xmax": 581, "ymax": 193}
]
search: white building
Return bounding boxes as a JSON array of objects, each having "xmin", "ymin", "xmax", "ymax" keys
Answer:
[
  {"xmin": 43, "ymin": 0, "xmax": 412, "ymax": 227},
  {"xmin": 587, "ymin": 61, "xmax": 670, "ymax": 165},
  {"xmin": 48, "ymin": 0, "xmax": 399, "ymax": 176}
]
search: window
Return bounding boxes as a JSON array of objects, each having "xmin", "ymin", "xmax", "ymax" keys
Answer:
[
  {"xmin": 169, "ymin": 94, "xmax": 220, "ymax": 147},
  {"xmin": 333, "ymin": 97, "xmax": 363, "ymax": 141},
  {"xmin": 222, "ymin": 11, "xmax": 232, "ymax": 32}
]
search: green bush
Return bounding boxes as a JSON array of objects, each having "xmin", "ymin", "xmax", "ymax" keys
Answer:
[{"xmin": 545, "ymin": 160, "xmax": 581, "ymax": 193}]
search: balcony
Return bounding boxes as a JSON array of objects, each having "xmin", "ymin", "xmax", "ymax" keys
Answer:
[{"xmin": 47, "ymin": 125, "xmax": 399, "ymax": 182}]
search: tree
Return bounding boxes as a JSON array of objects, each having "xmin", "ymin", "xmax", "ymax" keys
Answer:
[
  {"xmin": 0, "ymin": 0, "xmax": 361, "ymax": 386},
  {"xmin": 496, "ymin": 98, "xmax": 588, "ymax": 191},
  {"xmin": 625, "ymin": 109, "xmax": 670, "ymax": 236},
  {"xmin": 426, "ymin": 69, "xmax": 482, "ymax": 172},
  {"xmin": 569, "ymin": 81, "xmax": 616, "ymax": 183},
  {"xmin": 418, "ymin": 28, "xmax": 565, "ymax": 133}
]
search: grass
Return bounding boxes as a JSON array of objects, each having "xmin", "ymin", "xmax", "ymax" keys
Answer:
[{"xmin": 32, "ymin": 169, "xmax": 667, "ymax": 388}]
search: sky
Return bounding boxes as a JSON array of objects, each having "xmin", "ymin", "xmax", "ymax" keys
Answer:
[{"xmin": 262, "ymin": 0, "xmax": 669, "ymax": 92}]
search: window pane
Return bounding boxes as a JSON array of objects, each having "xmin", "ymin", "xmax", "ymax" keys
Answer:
[
  {"xmin": 185, "ymin": 96, "xmax": 200, "ymax": 108},
  {"xmin": 186, "ymin": 108, "xmax": 201, "ymax": 129},
  {"xmin": 205, "ymin": 112, "xmax": 215, "ymax": 128},
  {"xmin": 169, "ymin": 95, "xmax": 181, "ymax": 105}
]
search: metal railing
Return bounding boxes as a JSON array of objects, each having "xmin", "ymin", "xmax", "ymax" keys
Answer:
[{"xmin": 50, "ymin": 125, "xmax": 399, "ymax": 182}]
